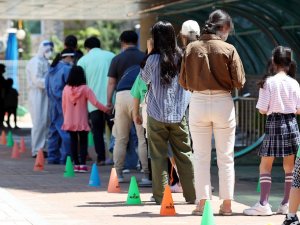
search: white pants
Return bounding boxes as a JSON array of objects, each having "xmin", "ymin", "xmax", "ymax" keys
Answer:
[
  {"xmin": 28, "ymin": 88, "xmax": 49, "ymax": 156},
  {"xmin": 112, "ymin": 91, "xmax": 148, "ymax": 176},
  {"xmin": 189, "ymin": 90, "xmax": 236, "ymax": 201}
]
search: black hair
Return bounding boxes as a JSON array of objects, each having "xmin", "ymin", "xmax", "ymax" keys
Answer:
[
  {"xmin": 257, "ymin": 58, "xmax": 275, "ymax": 88},
  {"xmin": 119, "ymin": 30, "xmax": 138, "ymax": 45},
  {"xmin": 64, "ymin": 35, "xmax": 78, "ymax": 49},
  {"xmin": 0, "ymin": 64, "xmax": 5, "ymax": 74},
  {"xmin": 66, "ymin": 66, "xmax": 86, "ymax": 87},
  {"xmin": 142, "ymin": 21, "xmax": 182, "ymax": 85},
  {"xmin": 50, "ymin": 48, "xmax": 75, "ymax": 68},
  {"xmin": 84, "ymin": 37, "xmax": 101, "ymax": 49},
  {"xmin": 201, "ymin": 9, "xmax": 234, "ymax": 35},
  {"xmin": 6, "ymin": 78, "xmax": 13, "ymax": 87},
  {"xmin": 258, "ymin": 46, "xmax": 297, "ymax": 88}
]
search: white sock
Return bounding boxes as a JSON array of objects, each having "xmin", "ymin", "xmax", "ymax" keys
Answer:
[{"xmin": 288, "ymin": 213, "xmax": 296, "ymax": 218}]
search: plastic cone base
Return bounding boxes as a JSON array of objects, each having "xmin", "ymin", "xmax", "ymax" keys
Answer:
[
  {"xmin": 126, "ymin": 176, "xmax": 141, "ymax": 205},
  {"xmin": 33, "ymin": 150, "xmax": 45, "ymax": 171},
  {"xmin": 107, "ymin": 168, "xmax": 121, "ymax": 193},
  {"xmin": 201, "ymin": 200, "xmax": 215, "ymax": 225},
  {"xmin": 160, "ymin": 185, "xmax": 176, "ymax": 216},
  {"xmin": 89, "ymin": 163, "xmax": 101, "ymax": 187},
  {"xmin": 64, "ymin": 156, "xmax": 75, "ymax": 177},
  {"xmin": 11, "ymin": 142, "xmax": 20, "ymax": 159}
]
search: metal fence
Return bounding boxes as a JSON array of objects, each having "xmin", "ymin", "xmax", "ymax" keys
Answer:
[{"xmin": 234, "ymin": 97, "xmax": 266, "ymax": 150}]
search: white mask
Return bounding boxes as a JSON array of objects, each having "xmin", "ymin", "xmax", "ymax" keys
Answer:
[
  {"xmin": 217, "ymin": 31, "xmax": 229, "ymax": 42},
  {"xmin": 44, "ymin": 51, "xmax": 53, "ymax": 59}
]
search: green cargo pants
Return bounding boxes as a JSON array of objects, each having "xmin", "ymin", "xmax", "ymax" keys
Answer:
[{"xmin": 147, "ymin": 116, "xmax": 196, "ymax": 204}]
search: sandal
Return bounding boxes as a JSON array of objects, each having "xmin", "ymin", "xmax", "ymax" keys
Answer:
[
  {"xmin": 219, "ymin": 204, "xmax": 233, "ymax": 216},
  {"xmin": 192, "ymin": 205, "xmax": 204, "ymax": 216}
]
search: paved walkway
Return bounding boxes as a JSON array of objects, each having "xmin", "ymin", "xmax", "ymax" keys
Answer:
[{"xmin": 0, "ymin": 128, "xmax": 293, "ymax": 225}]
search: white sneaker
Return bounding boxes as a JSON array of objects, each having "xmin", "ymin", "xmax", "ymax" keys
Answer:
[
  {"xmin": 243, "ymin": 202, "xmax": 273, "ymax": 216},
  {"xmin": 139, "ymin": 178, "xmax": 152, "ymax": 187},
  {"xmin": 277, "ymin": 203, "xmax": 289, "ymax": 215},
  {"xmin": 170, "ymin": 183, "xmax": 183, "ymax": 193}
]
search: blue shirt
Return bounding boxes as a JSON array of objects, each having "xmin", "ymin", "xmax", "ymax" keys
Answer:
[
  {"xmin": 141, "ymin": 54, "xmax": 191, "ymax": 123},
  {"xmin": 78, "ymin": 48, "xmax": 115, "ymax": 112}
]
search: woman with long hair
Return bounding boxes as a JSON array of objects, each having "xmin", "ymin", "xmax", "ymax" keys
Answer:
[
  {"xmin": 179, "ymin": 9, "xmax": 245, "ymax": 215},
  {"xmin": 141, "ymin": 21, "xmax": 196, "ymax": 204}
]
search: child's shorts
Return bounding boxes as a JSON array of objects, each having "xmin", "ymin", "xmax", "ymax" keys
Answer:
[{"xmin": 292, "ymin": 157, "xmax": 300, "ymax": 188}]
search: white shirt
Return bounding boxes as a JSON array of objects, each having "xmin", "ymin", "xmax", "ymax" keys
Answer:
[{"xmin": 256, "ymin": 72, "xmax": 300, "ymax": 115}]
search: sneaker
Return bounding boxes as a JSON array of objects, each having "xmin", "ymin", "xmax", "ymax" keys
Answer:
[
  {"xmin": 79, "ymin": 165, "xmax": 88, "ymax": 173},
  {"xmin": 282, "ymin": 214, "xmax": 300, "ymax": 225},
  {"xmin": 277, "ymin": 203, "xmax": 289, "ymax": 215},
  {"xmin": 122, "ymin": 169, "xmax": 130, "ymax": 174},
  {"xmin": 243, "ymin": 202, "xmax": 273, "ymax": 216},
  {"xmin": 74, "ymin": 165, "xmax": 80, "ymax": 173},
  {"xmin": 170, "ymin": 183, "xmax": 183, "ymax": 193},
  {"xmin": 139, "ymin": 178, "xmax": 152, "ymax": 187}
]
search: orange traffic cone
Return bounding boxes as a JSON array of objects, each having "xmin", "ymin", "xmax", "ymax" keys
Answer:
[
  {"xmin": 11, "ymin": 142, "xmax": 20, "ymax": 159},
  {"xmin": 160, "ymin": 185, "xmax": 176, "ymax": 216},
  {"xmin": 107, "ymin": 168, "xmax": 121, "ymax": 193},
  {"xmin": 1, "ymin": 130, "xmax": 6, "ymax": 145},
  {"xmin": 19, "ymin": 137, "xmax": 26, "ymax": 153},
  {"xmin": 33, "ymin": 150, "xmax": 45, "ymax": 171}
]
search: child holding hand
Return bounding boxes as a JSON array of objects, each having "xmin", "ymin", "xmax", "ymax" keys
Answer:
[{"xmin": 62, "ymin": 66, "xmax": 110, "ymax": 172}]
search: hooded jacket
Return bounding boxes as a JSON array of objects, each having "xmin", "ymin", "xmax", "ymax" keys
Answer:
[{"xmin": 62, "ymin": 85, "xmax": 107, "ymax": 131}]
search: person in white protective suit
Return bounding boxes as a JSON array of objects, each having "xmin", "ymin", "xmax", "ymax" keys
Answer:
[{"xmin": 26, "ymin": 40, "xmax": 54, "ymax": 157}]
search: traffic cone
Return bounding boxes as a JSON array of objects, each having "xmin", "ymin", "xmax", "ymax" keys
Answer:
[
  {"xmin": 160, "ymin": 185, "xmax": 176, "ymax": 216},
  {"xmin": 256, "ymin": 177, "xmax": 261, "ymax": 193},
  {"xmin": 64, "ymin": 156, "xmax": 75, "ymax": 178},
  {"xmin": 88, "ymin": 132, "xmax": 94, "ymax": 147},
  {"xmin": 126, "ymin": 176, "xmax": 141, "ymax": 205},
  {"xmin": 11, "ymin": 142, "xmax": 20, "ymax": 159},
  {"xmin": 107, "ymin": 168, "xmax": 121, "ymax": 193},
  {"xmin": 6, "ymin": 131, "xmax": 13, "ymax": 147},
  {"xmin": 89, "ymin": 163, "xmax": 101, "ymax": 187},
  {"xmin": 201, "ymin": 200, "xmax": 215, "ymax": 225},
  {"xmin": 33, "ymin": 150, "xmax": 45, "ymax": 171},
  {"xmin": 19, "ymin": 137, "xmax": 26, "ymax": 153},
  {"xmin": 1, "ymin": 130, "xmax": 6, "ymax": 145}
]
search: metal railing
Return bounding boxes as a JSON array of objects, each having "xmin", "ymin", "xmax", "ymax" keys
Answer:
[{"xmin": 234, "ymin": 96, "xmax": 266, "ymax": 157}]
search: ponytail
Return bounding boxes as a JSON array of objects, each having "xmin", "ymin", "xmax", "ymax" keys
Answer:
[
  {"xmin": 50, "ymin": 53, "xmax": 61, "ymax": 68},
  {"xmin": 288, "ymin": 60, "xmax": 297, "ymax": 78}
]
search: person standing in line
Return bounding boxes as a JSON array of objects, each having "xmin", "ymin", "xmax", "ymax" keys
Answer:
[
  {"xmin": 26, "ymin": 40, "xmax": 54, "ymax": 157},
  {"xmin": 62, "ymin": 66, "xmax": 110, "ymax": 172},
  {"xmin": 46, "ymin": 48, "xmax": 75, "ymax": 164},
  {"xmin": 179, "ymin": 9, "xmax": 245, "ymax": 215},
  {"xmin": 64, "ymin": 35, "xmax": 83, "ymax": 64},
  {"xmin": 180, "ymin": 20, "xmax": 200, "ymax": 49},
  {"xmin": 77, "ymin": 37, "xmax": 115, "ymax": 165},
  {"xmin": 141, "ymin": 21, "xmax": 196, "ymax": 204},
  {"xmin": 4, "ymin": 78, "xmax": 19, "ymax": 129},
  {"xmin": 0, "ymin": 64, "xmax": 7, "ymax": 128},
  {"xmin": 244, "ymin": 46, "xmax": 300, "ymax": 217},
  {"xmin": 106, "ymin": 30, "xmax": 150, "ymax": 184}
]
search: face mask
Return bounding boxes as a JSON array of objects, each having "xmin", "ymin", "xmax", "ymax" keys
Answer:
[
  {"xmin": 44, "ymin": 51, "xmax": 53, "ymax": 59},
  {"xmin": 217, "ymin": 31, "xmax": 229, "ymax": 41}
]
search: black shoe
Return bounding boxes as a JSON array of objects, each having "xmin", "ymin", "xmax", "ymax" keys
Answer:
[{"xmin": 282, "ymin": 215, "xmax": 300, "ymax": 225}]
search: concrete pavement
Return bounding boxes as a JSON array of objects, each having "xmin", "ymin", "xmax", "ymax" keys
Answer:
[{"xmin": 0, "ymin": 128, "xmax": 294, "ymax": 225}]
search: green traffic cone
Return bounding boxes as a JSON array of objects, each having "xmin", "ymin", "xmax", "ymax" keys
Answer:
[
  {"xmin": 256, "ymin": 177, "xmax": 261, "ymax": 193},
  {"xmin": 88, "ymin": 132, "xmax": 94, "ymax": 147},
  {"xmin": 201, "ymin": 200, "xmax": 215, "ymax": 225},
  {"xmin": 297, "ymin": 145, "xmax": 300, "ymax": 158},
  {"xmin": 64, "ymin": 156, "xmax": 75, "ymax": 178},
  {"xmin": 7, "ymin": 131, "xmax": 14, "ymax": 147},
  {"xmin": 126, "ymin": 176, "xmax": 142, "ymax": 205}
]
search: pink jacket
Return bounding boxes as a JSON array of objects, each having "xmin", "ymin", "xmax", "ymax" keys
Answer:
[{"xmin": 62, "ymin": 85, "xmax": 107, "ymax": 131}]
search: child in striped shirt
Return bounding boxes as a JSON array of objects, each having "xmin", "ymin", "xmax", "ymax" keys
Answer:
[{"xmin": 244, "ymin": 46, "xmax": 300, "ymax": 221}]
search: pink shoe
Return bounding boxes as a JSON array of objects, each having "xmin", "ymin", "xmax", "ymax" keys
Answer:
[
  {"xmin": 74, "ymin": 165, "xmax": 80, "ymax": 173},
  {"xmin": 79, "ymin": 165, "xmax": 88, "ymax": 173}
]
